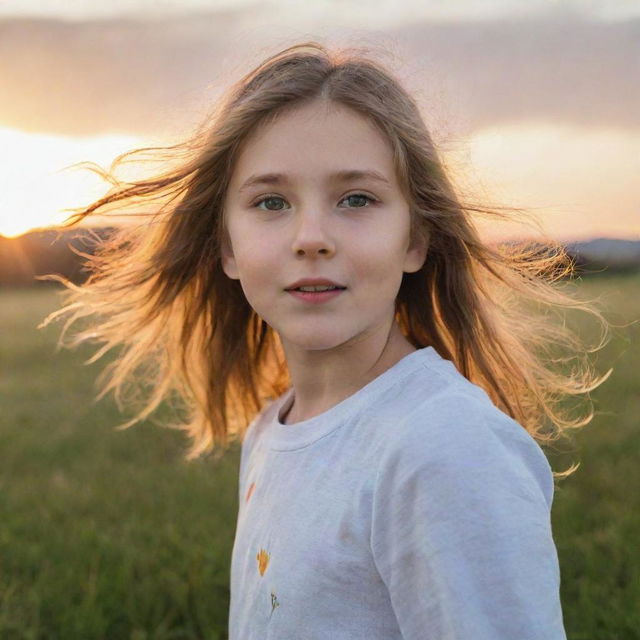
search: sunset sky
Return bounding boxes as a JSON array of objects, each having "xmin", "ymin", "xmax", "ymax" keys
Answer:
[{"xmin": 1, "ymin": 0, "xmax": 638, "ymax": 241}]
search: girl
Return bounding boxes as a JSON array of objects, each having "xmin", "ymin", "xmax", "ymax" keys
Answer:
[{"xmin": 42, "ymin": 42, "xmax": 608, "ymax": 639}]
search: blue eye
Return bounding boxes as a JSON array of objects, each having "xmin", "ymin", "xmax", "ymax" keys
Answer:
[
  {"xmin": 255, "ymin": 196, "xmax": 286, "ymax": 211},
  {"xmin": 253, "ymin": 193, "xmax": 376, "ymax": 211},
  {"xmin": 341, "ymin": 194, "xmax": 375, "ymax": 208}
]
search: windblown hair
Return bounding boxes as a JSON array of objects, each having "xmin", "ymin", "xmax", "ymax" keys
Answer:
[{"xmin": 41, "ymin": 42, "xmax": 609, "ymax": 474}]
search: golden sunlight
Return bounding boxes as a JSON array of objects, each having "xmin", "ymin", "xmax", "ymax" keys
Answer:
[
  {"xmin": 2, "ymin": 124, "xmax": 637, "ymax": 242},
  {"xmin": 456, "ymin": 124, "xmax": 640, "ymax": 241},
  {"xmin": 0, "ymin": 128, "xmax": 148, "ymax": 238}
]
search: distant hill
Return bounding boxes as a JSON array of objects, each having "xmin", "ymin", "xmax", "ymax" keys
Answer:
[
  {"xmin": 565, "ymin": 238, "xmax": 640, "ymax": 274},
  {"xmin": 566, "ymin": 238, "xmax": 640, "ymax": 265},
  {"xmin": 0, "ymin": 228, "xmax": 638, "ymax": 287},
  {"xmin": 0, "ymin": 227, "xmax": 115, "ymax": 286}
]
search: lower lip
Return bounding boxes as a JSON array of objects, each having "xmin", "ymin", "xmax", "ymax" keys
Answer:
[{"xmin": 287, "ymin": 288, "xmax": 346, "ymax": 304}]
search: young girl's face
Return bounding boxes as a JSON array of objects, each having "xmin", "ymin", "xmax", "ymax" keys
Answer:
[{"xmin": 221, "ymin": 99, "xmax": 427, "ymax": 354}]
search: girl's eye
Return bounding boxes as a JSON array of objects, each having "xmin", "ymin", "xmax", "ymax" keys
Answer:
[
  {"xmin": 253, "ymin": 193, "xmax": 375, "ymax": 211},
  {"xmin": 254, "ymin": 196, "xmax": 286, "ymax": 211},
  {"xmin": 340, "ymin": 193, "xmax": 376, "ymax": 208}
]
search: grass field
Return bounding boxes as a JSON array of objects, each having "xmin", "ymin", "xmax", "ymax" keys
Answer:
[{"xmin": 1, "ymin": 275, "xmax": 638, "ymax": 639}]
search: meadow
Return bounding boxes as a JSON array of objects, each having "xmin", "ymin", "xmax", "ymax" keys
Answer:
[{"xmin": 1, "ymin": 274, "xmax": 638, "ymax": 639}]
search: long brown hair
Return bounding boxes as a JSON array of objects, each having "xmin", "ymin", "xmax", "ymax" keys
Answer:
[{"xmin": 40, "ymin": 41, "xmax": 609, "ymax": 474}]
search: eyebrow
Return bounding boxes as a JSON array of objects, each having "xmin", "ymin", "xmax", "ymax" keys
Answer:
[{"xmin": 237, "ymin": 169, "xmax": 391, "ymax": 193}]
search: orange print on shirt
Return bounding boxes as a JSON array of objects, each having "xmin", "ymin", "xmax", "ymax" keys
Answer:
[
  {"xmin": 257, "ymin": 549, "xmax": 270, "ymax": 576},
  {"xmin": 245, "ymin": 481, "xmax": 256, "ymax": 503}
]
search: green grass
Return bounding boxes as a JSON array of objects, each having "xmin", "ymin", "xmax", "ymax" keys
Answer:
[
  {"xmin": 1, "ymin": 287, "xmax": 239, "ymax": 639},
  {"xmin": 1, "ymin": 275, "xmax": 638, "ymax": 639},
  {"xmin": 546, "ymin": 273, "xmax": 640, "ymax": 638}
]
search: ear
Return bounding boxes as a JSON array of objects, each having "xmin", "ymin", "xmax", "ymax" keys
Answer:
[
  {"xmin": 403, "ymin": 228, "xmax": 429, "ymax": 274},
  {"xmin": 220, "ymin": 229, "xmax": 240, "ymax": 280}
]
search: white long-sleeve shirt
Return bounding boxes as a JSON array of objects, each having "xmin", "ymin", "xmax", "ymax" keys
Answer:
[{"xmin": 229, "ymin": 346, "xmax": 567, "ymax": 639}]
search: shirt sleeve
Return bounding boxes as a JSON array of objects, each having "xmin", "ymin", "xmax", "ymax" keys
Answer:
[{"xmin": 370, "ymin": 393, "xmax": 567, "ymax": 640}]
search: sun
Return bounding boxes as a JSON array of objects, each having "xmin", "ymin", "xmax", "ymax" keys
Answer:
[{"xmin": 0, "ymin": 128, "xmax": 149, "ymax": 238}]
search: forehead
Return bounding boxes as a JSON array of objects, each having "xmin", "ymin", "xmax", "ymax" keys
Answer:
[{"xmin": 228, "ymin": 100, "xmax": 398, "ymax": 188}]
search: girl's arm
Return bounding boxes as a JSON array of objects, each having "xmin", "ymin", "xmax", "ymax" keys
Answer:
[{"xmin": 370, "ymin": 393, "xmax": 566, "ymax": 640}]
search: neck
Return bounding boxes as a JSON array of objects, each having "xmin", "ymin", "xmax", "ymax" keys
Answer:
[{"xmin": 280, "ymin": 318, "xmax": 417, "ymax": 425}]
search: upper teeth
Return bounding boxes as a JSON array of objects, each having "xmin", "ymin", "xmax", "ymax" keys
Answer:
[{"xmin": 297, "ymin": 285, "xmax": 339, "ymax": 291}]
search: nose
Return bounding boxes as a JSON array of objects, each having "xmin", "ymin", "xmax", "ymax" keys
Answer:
[{"xmin": 290, "ymin": 209, "xmax": 336, "ymax": 258}]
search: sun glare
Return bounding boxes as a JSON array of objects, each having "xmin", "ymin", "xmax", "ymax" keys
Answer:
[
  {"xmin": 0, "ymin": 128, "xmax": 150, "ymax": 238},
  {"xmin": 452, "ymin": 124, "xmax": 640, "ymax": 241},
  {"xmin": 1, "ymin": 124, "xmax": 637, "ymax": 242}
]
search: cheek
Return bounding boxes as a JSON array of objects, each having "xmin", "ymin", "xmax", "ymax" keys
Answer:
[
  {"xmin": 248, "ymin": 249, "xmax": 278, "ymax": 275},
  {"xmin": 231, "ymin": 229, "xmax": 275, "ymax": 274},
  {"xmin": 232, "ymin": 243, "xmax": 280, "ymax": 304},
  {"xmin": 349, "ymin": 237, "xmax": 408, "ymax": 289}
]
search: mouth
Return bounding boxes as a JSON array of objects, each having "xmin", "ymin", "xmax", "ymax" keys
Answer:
[
  {"xmin": 286, "ymin": 286, "xmax": 346, "ymax": 292},
  {"xmin": 285, "ymin": 281, "xmax": 347, "ymax": 291},
  {"xmin": 287, "ymin": 287, "xmax": 346, "ymax": 304}
]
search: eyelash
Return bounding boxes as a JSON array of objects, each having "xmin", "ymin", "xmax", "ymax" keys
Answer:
[{"xmin": 251, "ymin": 193, "xmax": 378, "ymax": 211}]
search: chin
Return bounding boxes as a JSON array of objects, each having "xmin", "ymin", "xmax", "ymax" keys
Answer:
[
  {"xmin": 279, "ymin": 329, "xmax": 356, "ymax": 353},
  {"xmin": 287, "ymin": 338, "xmax": 346, "ymax": 352}
]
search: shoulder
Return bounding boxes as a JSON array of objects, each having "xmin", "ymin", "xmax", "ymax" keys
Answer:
[
  {"xmin": 373, "ymin": 387, "xmax": 554, "ymax": 511},
  {"xmin": 368, "ymin": 383, "xmax": 565, "ymax": 639}
]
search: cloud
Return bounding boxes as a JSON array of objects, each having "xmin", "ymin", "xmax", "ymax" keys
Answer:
[
  {"xmin": 391, "ymin": 10, "xmax": 640, "ymax": 135},
  {"xmin": 0, "ymin": 7, "xmax": 637, "ymax": 137}
]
